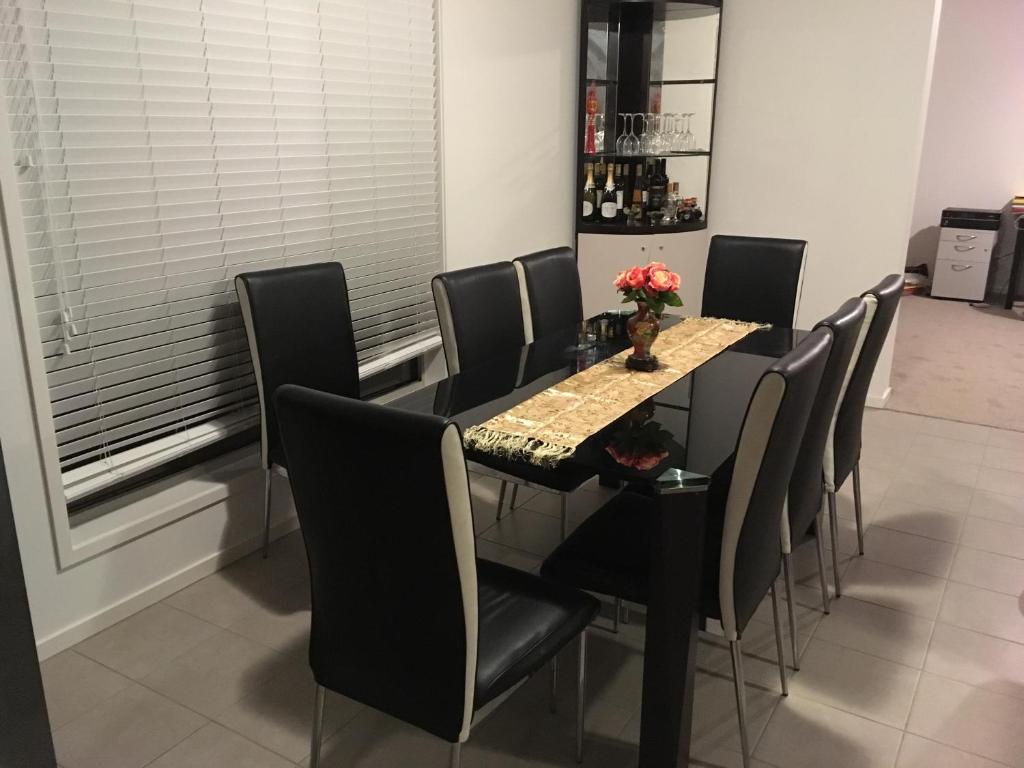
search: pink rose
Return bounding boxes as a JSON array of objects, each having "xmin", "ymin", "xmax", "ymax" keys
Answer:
[
  {"xmin": 668, "ymin": 271, "xmax": 681, "ymax": 291},
  {"xmin": 644, "ymin": 261, "xmax": 668, "ymax": 276},
  {"xmin": 613, "ymin": 270, "xmax": 628, "ymax": 289},
  {"xmin": 647, "ymin": 269, "xmax": 675, "ymax": 293},
  {"xmin": 625, "ymin": 267, "xmax": 646, "ymax": 289}
]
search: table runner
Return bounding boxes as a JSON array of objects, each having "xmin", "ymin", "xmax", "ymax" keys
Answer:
[{"xmin": 463, "ymin": 316, "xmax": 766, "ymax": 466}]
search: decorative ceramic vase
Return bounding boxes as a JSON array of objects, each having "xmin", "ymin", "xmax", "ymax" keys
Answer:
[{"xmin": 625, "ymin": 302, "xmax": 661, "ymax": 371}]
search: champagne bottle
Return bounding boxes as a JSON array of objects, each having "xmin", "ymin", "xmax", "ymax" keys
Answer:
[
  {"xmin": 601, "ymin": 163, "xmax": 617, "ymax": 223},
  {"xmin": 614, "ymin": 164, "xmax": 625, "ymax": 222},
  {"xmin": 582, "ymin": 163, "xmax": 597, "ymax": 222}
]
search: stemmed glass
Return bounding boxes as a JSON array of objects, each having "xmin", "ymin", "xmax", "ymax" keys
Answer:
[
  {"xmin": 653, "ymin": 113, "xmax": 671, "ymax": 155},
  {"xmin": 682, "ymin": 113, "xmax": 696, "ymax": 151},
  {"xmin": 615, "ymin": 113, "xmax": 628, "ymax": 154},
  {"xmin": 671, "ymin": 113, "xmax": 687, "ymax": 153},
  {"xmin": 639, "ymin": 113, "xmax": 655, "ymax": 154}
]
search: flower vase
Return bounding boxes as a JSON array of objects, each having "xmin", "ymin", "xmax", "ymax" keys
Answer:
[{"xmin": 626, "ymin": 302, "xmax": 661, "ymax": 372}]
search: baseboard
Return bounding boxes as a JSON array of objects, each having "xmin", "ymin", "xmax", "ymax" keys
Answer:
[
  {"xmin": 34, "ymin": 516, "xmax": 300, "ymax": 660},
  {"xmin": 866, "ymin": 386, "xmax": 892, "ymax": 409}
]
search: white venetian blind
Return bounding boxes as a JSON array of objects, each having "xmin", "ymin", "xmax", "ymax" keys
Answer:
[{"xmin": 0, "ymin": 0, "xmax": 442, "ymax": 503}]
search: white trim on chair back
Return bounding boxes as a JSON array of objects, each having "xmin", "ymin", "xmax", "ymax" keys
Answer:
[
  {"xmin": 791, "ymin": 243, "xmax": 808, "ymax": 329},
  {"xmin": 235, "ymin": 277, "xmax": 269, "ymax": 470},
  {"xmin": 513, "ymin": 260, "xmax": 535, "ymax": 344},
  {"xmin": 719, "ymin": 371, "xmax": 787, "ymax": 640},
  {"xmin": 432, "ymin": 277, "xmax": 461, "ymax": 376},
  {"xmin": 440, "ymin": 423, "xmax": 479, "ymax": 743},
  {"xmin": 823, "ymin": 295, "xmax": 875, "ymax": 491}
]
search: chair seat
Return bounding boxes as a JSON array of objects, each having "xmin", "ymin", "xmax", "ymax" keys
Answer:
[
  {"xmin": 267, "ymin": 443, "xmax": 287, "ymax": 470},
  {"xmin": 467, "ymin": 450, "xmax": 594, "ymax": 494},
  {"xmin": 540, "ymin": 459, "xmax": 735, "ymax": 623},
  {"xmin": 475, "ymin": 559, "xmax": 599, "ymax": 709}
]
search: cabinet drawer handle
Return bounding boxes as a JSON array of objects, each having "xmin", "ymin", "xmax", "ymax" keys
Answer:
[
  {"xmin": 956, "ymin": 234, "xmax": 977, "ymax": 241},
  {"xmin": 640, "ymin": 245, "xmax": 646, "ymax": 251},
  {"xmin": 951, "ymin": 264, "xmax": 974, "ymax": 272},
  {"xmin": 953, "ymin": 245, "xmax": 975, "ymax": 252}
]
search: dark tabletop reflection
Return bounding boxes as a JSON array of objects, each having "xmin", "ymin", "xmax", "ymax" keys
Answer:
[{"xmin": 393, "ymin": 315, "xmax": 804, "ymax": 484}]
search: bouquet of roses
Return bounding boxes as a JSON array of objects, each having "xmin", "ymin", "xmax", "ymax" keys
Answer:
[{"xmin": 613, "ymin": 261, "xmax": 683, "ymax": 316}]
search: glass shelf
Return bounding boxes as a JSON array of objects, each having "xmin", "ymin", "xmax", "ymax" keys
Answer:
[
  {"xmin": 578, "ymin": 220, "xmax": 707, "ymax": 236},
  {"xmin": 585, "ymin": 150, "xmax": 710, "ymax": 159},
  {"xmin": 649, "ymin": 79, "xmax": 716, "ymax": 85}
]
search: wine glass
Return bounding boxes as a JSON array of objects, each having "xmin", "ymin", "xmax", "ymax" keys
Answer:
[
  {"xmin": 624, "ymin": 113, "xmax": 641, "ymax": 155},
  {"xmin": 671, "ymin": 113, "xmax": 687, "ymax": 152},
  {"xmin": 639, "ymin": 113, "xmax": 655, "ymax": 154},
  {"xmin": 654, "ymin": 113, "xmax": 671, "ymax": 155},
  {"xmin": 683, "ymin": 113, "xmax": 696, "ymax": 151},
  {"xmin": 615, "ymin": 113, "xmax": 628, "ymax": 154}
]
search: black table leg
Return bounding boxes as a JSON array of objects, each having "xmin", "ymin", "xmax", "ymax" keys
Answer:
[{"xmin": 638, "ymin": 488, "xmax": 707, "ymax": 767}]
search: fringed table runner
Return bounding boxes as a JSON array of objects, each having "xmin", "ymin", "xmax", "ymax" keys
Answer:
[{"xmin": 463, "ymin": 316, "xmax": 766, "ymax": 466}]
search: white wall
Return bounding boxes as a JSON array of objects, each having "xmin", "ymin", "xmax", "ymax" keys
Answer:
[
  {"xmin": 907, "ymin": 0, "xmax": 1024, "ymax": 273},
  {"xmin": 439, "ymin": 0, "xmax": 580, "ymax": 270},
  {"xmin": 707, "ymin": 0, "xmax": 942, "ymax": 403}
]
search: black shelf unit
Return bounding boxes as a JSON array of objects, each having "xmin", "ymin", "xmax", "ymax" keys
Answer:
[{"xmin": 575, "ymin": 0, "xmax": 722, "ymax": 237}]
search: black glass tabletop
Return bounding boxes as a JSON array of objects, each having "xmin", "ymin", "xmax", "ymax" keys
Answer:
[{"xmin": 389, "ymin": 314, "xmax": 806, "ymax": 488}]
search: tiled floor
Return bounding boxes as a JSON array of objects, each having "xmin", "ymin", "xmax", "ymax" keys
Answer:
[{"xmin": 40, "ymin": 409, "xmax": 1024, "ymax": 768}]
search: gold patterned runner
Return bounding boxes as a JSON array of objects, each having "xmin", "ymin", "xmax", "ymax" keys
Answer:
[{"xmin": 463, "ymin": 316, "xmax": 766, "ymax": 466}]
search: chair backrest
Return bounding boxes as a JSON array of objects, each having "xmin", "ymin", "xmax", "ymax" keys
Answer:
[
  {"xmin": 431, "ymin": 263, "xmax": 526, "ymax": 375},
  {"xmin": 719, "ymin": 328, "xmax": 831, "ymax": 640},
  {"xmin": 235, "ymin": 263, "xmax": 360, "ymax": 469},
  {"xmin": 783, "ymin": 298, "xmax": 867, "ymax": 552},
  {"xmin": 275, "ymin": 385, "xmax": 478, "ymax": 744},
  {"xmin": 513, "ymin": 247, "xmax": 583, "ymax": 342},
  {"xmin": 827, "ymin": 274, "xmax": 903, "ymax": 491},
  {"xmin": 702, "ymin": 235, "xmax": 807, "ymax": 328}
]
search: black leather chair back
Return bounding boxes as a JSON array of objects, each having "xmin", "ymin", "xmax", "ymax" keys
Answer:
[
  {"xmin": 275, "ymin": 385, "xmax": 478, "ymax": 743},
  {"xmin": 235, "ymin": 262, "xmax": 360, "ymax": 470},
  {"xmin": 513, "ymin": 247, "xmax": 583, "ymax": 341},
  {"xmin": 432, "ymin": 263, "xmax": 526, "ymax": 375},
  {"xmin": 830, "ymin": 274, "xmax": 903, "ymax": 489},
  {"xmin": 702, "ymin": 235, "xmax": 807, "ymax": 328},
  {"xmin": 720, "ymin": 328, "xmax": 831, "ymax": 640},
  {"xmin": 785, "ymin": 298, "xmax": 866, "ymax": 549}
]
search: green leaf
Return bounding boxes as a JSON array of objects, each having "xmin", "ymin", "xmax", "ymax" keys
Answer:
[{"xmin": 663, "ymin": 293, "xmax": 683, "ymax": 307}]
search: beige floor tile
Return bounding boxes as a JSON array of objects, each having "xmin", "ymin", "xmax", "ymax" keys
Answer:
[
  {"xmin": 871, "ymin": 497, "xmax": 966, "ymax": 543},
  {"xmin": 949, "ymin": 545, "xmax": 1024, "ymax": 595},
  {"xmin": 917, "ymin": 417, "xmax": 992, "ymax": 445},
  {"xmin": 232, "ymin": 531, "xmax": 310, "ymax": 587},
  {"xmin": 977, "ymin": 467, "xmax": 1024, "ymax": 498},
  {"xmin": 301, "ymin": 708, "xmax": 454, "ymax": 768},
  {"xmin": 907, "ymin": 433, "xmax": 986, "ymax": 465},
  {"xmin": 898, "ymin": 455, "xmax": 981, "ymax": 489},
  {"xmin": 74, "ymin": 603, "xmax": 221, "ymax": 680},
  {"xmin": 164, "ymin": 566, "xmax": 304, "ymax": 629},
  {"xmin": 938, "ymin": 582, "xmax": 1024, "ymax": 645},
  {"xmin": 959, "ymin": 516, "xmax": 1024, "ymax": 560},
  {"xmin": 841, "ymin": 558, "xmax": 947, "ymax": 619},
  {"xmin": 861, "ymin": 527, "xmax": 956, "ymax": 578},
  {"xmin": 786, "ymin": 638, "xmax": 920, "ymax": 728},
  {"xmin": 812, "ymin": 596, "xmax": 934, "ymax": 669},
  {"xmin": 475, "ymin": 539, "xmax": 543, "ymax": 574},
  {"xmin": 226, "ymin": 588, "xmax": 311, "ymax": 656},
  {"xmin": 896, "ymin": 733, "xmax": 1007, "ymax": 768},
  {"xmin": 481, "ymin": 507, "xmax": 567, "ymax": 558},
  {"xmin": 522, "ymin": 488, "xmax": 608, "ymax": 524},
  {"xmin": 53, "ymin": 682, "xmax": 206, "ymax": 768},
  {"xmin": 140, "ymin": 629, "xmax": 294, "ymax": 718},
  {"xmin": 883, "ymin": 480, "xmax": 974, "ymax": 516},
  {"xmin": 864, "ymin": 409, "xmax": 927, "ymax": 435},
  {"xmin": 147, "ymin": 722, "xmax": 294, "ymax": 768},
  {"xmin": 989, "ymin": 428, "xmax": 1024, "ymax": 452},
  {"xmin": 41, "ymin": 650, "xmax": 132, "ymax": 730},
  {"xmin": 924, "ymin": 623, "xmax": 1024, "ymax": 701},
  {"xmin": 969, "ymin": 490, "xmax": 1024, "ymax": 527},
  {"xmin": 907, "ymin": 673, "xmax": 1024, "ymax": 768},
  {"xmin": 754, "ymin": 694, "xmax": 903, "ymax": 768},
  {"xmin": 982, "ymin": 445, "xmax": 1024, "ymax": 472},
  {"xmin": 213, "ymin": 660, "xmax": 362, "ymax": 762}
]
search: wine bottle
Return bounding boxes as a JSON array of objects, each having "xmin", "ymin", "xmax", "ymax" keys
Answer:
[
  {"xmin": 635, "ymin": 163, "xmax": 648, "ymax": 207},
  {"xmin": 601, "ymin": 163, "xmax": 617, "ymax": 223},
  {"xmin": 628, "ymin": 188, "xmax": 643, "ymax": 227},
  {"xmin": 647, "ymin": 159, "xmax": 667, "ymax": 217},
  {"xmin": 614, "ymin": 164, "xmax": 625, "ymax": 222},
  {"xmin": 582, "ymin": 163, "xmax": 597, "ymax": 222}
]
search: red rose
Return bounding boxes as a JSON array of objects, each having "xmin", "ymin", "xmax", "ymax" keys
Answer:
[
  {"xmin": 668, "ymin": 271, "xmax": 681, "ymax": 291},
  {"xmin": 644, "ymin": 261, "xmax": 668, "ymax": 276},
  {"xmin": 625, "ymin": 267, "xmax": 647, "ymax": 289},
  {"xmin": 613, "ymin": 270, "xmax": 628, "ymax": 289},
  {"xmin": 647, "ymin": 269, "xmax": 675, "ymax": 293}
]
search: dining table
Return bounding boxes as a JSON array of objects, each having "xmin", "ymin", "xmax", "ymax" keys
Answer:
[{"xmin": 388, "ymin": 313, "xmax": 806, "ymax": 767}]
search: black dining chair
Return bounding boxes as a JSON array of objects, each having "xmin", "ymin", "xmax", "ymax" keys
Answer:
[
  {"xmin": 824, "ymin": 274, "xmax": 904, "ymax": 595},
  {"xmin": 780, "ymin": 298, "xmax": 866, "ymax": 669},
  {"xmin": 541, "ymin": 329, "xmax": 832, "ymax": 768},
  {"xmin": 235, "ymin": 262, "xmax": 360, "ymax": 558},
  {"xmin": 702, "ymin": 235, "xmax": 807, "ymax": 328},
  {"xmin": 432, "ymin": 262, "xmax": 593, "ymax": 536},
  {"xmin": 513, "ymin": 247, "xmax": 583, "ymax": 342},
  {"xmin": 274, "ymin": 385, "xmax": 600, "ymax": 768}
]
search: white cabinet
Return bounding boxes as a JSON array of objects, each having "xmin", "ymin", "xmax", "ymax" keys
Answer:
[
  {"xmin": 932, "ymin": 227, "xmax": 997, "ymax": 301},
  {"xmin": 577, "ymin": 231, "xmax": 709, "ymax": 317}
]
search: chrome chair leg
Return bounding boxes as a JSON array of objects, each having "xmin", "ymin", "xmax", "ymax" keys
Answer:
[
  {"xmin": 450, "ymin": 742, "xmax": 461, "ymax": 768},
  {"xmin": 550, "ymin": 655, "xmax": 558, "ymax": 713},
  {"xmin": 496, "ymin": 480, "xmax": 508, "ymax": 522},
  {"xmin": 769, "ymin": 583, "xmax": 789, "ymax": 696},
  {"xmin": 613, "ymin": 598, "xmax": 621, "ymax": 634},
  {"xmin": 576, "ymin": 629, "xmax": 587, "ymax": 764},
  {"xmin": 262, "ymin": 469, "xmax": 273, "ymax": 559},
  {"xmin": 621, "ymin": 601, "xmax": 630, "ymax": 625},
  {"xmin": 509, "ymin": 483, "xmax": 520, "ymax": 512},
  {"xmin": 560, "ymin": 494, "xmax": 569, "ymax": 541},
  {"xmin": 729, "ymin": 640, "xmax": 751, "ymax": 768},
  {"xmin": 827, "ymin": 490, "xmax": 842, "ymax": 598},
  {"xmin": 782, "ymin": 554, "xmax": 800, "ymax": 671},
  {"xmin": 310, "ymin": 684, "xmax": 326, "ymax": 768},
  {"xmin": 853, "ymin": 462, "xmax": 865, "ymax": 555},
  {"xmin": 814, "ymin": 513, "xmax": 831, "ymax": 614}
]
